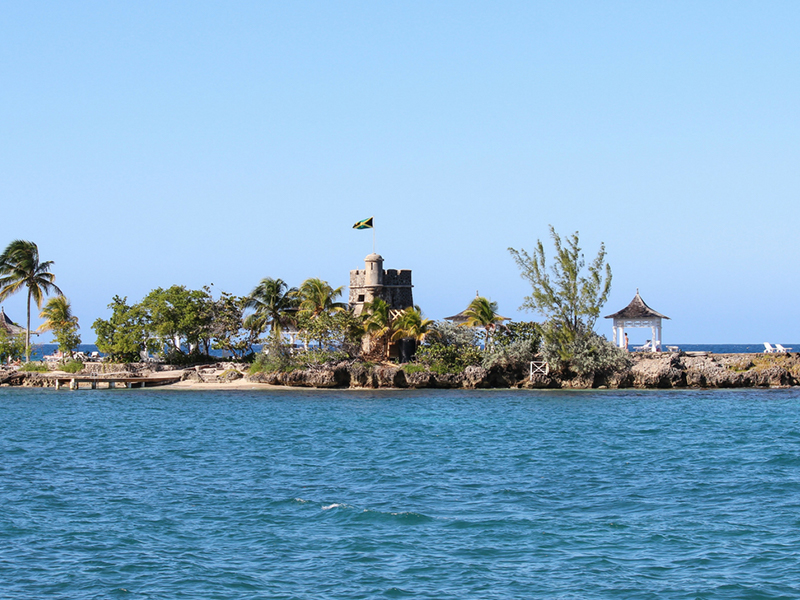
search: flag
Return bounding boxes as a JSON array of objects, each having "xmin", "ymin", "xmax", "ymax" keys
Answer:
[{"xmin": 353, "ymin": 217, "xmax": 374, "ymax": 230}]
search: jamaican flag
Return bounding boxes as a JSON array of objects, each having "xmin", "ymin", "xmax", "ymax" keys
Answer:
[{"xmin": 353, "ymin": 216, "xmax": 374, "ymax": 230}]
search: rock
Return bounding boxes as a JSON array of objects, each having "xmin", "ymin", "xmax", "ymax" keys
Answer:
[
  {"xmin": 217, "ymin": 369, "xmax": 244, "ymax": 382},
  {"xmin": 181, "ymin": 369, "xmax": 201, "ymax": 382},
  {"xmin": 348, "ymin": 363, "xmax": 376, "ymax": 388},
  {"xmin": 631, "ymin": 354, "xmax": 686, "ymax": 388},
  {"xmin": 463, "ymin": 366, "xmax": 490, "ymax": 389},
  {"xmin": 431, "ymin": 372, "xmax": 464, "ymax": 388},
  {"xmin": 520, "ymin": 373, "xmax": 558, "ymax": 389},
  {"xmin": 374, "ymin": 366, "xmax": 407, "ymax": 388},
  {"xmin": 405, "ymin": 371, "xmax": 435, "ymax": 388}
]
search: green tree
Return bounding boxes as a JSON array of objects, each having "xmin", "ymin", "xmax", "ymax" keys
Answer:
[
  {"xmin": 296, "ymin": 277, "xmax": 346, "ymax": 350},
  {"xmin": 93, "ymin": 296, "xmax": 155, "ymax": 362},
  {"xmin": 210, "ymin": 290, "xmax": 257, "ymax": 359},
  {"xmin": 243, "ymin": 277, "xmax": 298, "ymax": 338},
  {"xmin": 0, "ymin": 240, "xmax": 62, "ymax": 361},
  {"xmin": 296, "ymin": 311, "xmax": 363, "ymax": 355},
  {"xmin": 460, "ymin": 296, "xmax": 504, "ymax": 350},
  {"xmin": 0, "ymin": 331, "xmax": 26, "ymax": 364},
  {"xmin": 140, "ymin": 286, "xmax": 212, "ymax": 356},
  {"xmin": 297, "ymin": 278, "xmax": 345, "ymax": 320},
  {"xmin": 391, "ymin": 306, "xmax": 433, "ymax": 344},
  {"xmin": 362, "ymin": 297, "xmax": 394, "ymax": 358},
  {"xmin": 509, "ymin": 225, "xmax": 611, "ymax": 340},
  {"xmin": 37, "ymin": 295, "xmax": 81, "ymax": 358},
  {"xmin": 509, "ymin": 225, "xmax": 612, "ymax": 371}
]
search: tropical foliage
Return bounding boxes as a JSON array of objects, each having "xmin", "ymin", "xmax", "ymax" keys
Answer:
[
  {"xmin": 38, "ymin": 295, "xmax": 81, "ymax": 358},
  {"xmin": 361, "ymin": 297, "xmax": 395, "ymax": 358},
  {"xmin": 297, "ymin": 277, "xmax": 345, "ymax": 319},
  {"xmin": 541, "ymin": 329, "xmax": 630, "ymax": 377},
  {"xmin": 243, "ymin": 277, "xmax": 298, "ymax": 337},
  {"xmin": 410, "ymin": 320, "xmax": 483, "ymax": 374},
  {"xmin": 509, "ymin": 225, "xmax": 611, "ymax": 337},
  {"xmin": 460, "ymin": 296, "xmax": 504, "ymax": 349},
  {"xmin": 481, "ymin": 321, "xmax": 541, "ymax": 371},
  {"xmin": 0, "ymin": 240, "xmax": 62, "ymax": 361},
  {"xmin": 93, "ymin": 295, "xmax": 157, "ymax": 362},
  {"xmin": 509, "ymin": 225, "xmax": 612, "ymax": 369},
  {"xmin": 391, "ymin": 306, "xmax": 433, "ymax": 344},
  {"xmin": 0, "ymin": 331, "xmax": 26, "ymax": 364}
]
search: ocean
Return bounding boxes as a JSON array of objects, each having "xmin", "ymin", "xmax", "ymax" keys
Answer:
[{"xmin": 2, "ymin": 387, "xmax": 799, "ymax": 598}]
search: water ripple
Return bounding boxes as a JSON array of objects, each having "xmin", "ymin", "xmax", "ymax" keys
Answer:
[{"xmin": 2, "ymin": 387, "xmax": 800, "ymax": 598}]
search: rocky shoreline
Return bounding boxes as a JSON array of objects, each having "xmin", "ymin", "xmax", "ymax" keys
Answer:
[{"xmin": 3, "ymin": 352, "xmax": 800, "ymax": 390}]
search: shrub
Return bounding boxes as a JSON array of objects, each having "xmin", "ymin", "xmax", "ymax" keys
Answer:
[
  {"xmin": 20, "ymin": 362, "xmax": 48, "ymax": 372},
  {"xmin": 483, "ymin": 322, "xmax": 542, "ymax": 370},
  {"xmin": 250, "ymin": 336, "xmax": 295, "ymax": 374},
  {"xmin": 542, "ymin": 328, "xmax": 630, "ymax": 376},
  {"xmin": 482, "ymin": 338, "xmax": 538, "ymax": 371},
  {"xmin": 61, "ymin": 360, "xmax": 84, "ymax": 374},
  {"xmin": 412, "ymin": 342, "xmax": 483, "ymax": 374}
]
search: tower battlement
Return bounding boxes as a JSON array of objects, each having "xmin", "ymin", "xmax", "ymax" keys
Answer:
[{"xmin": 349, "ymin": 254, "xmax": 413, "ymax": 316}]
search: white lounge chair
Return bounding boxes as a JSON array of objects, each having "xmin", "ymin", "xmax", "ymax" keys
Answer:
[
  {"xmin": 764, "ymin": 343, "xmax": 776, "ymax": 353},
  {"xmin": 775, "ymin": 344, "xmax": 793, "ymax": 353}
]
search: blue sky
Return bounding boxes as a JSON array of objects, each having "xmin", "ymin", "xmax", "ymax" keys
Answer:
[{"xmin": 1, "ymin": 1, "xmax": 798, "ymax": 344}]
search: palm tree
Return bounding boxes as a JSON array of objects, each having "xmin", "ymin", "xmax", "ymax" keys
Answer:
[
  {"xmin": 363, "ymin": 297, "xmax": 394, "ymax": 358},
  {"xmin": 391, "ymin": 305, "xmax": 433, "ymax": 361},
  {"xmin": 37, "ymin": 295, "xmax": 80, "ymax": 358},
  {"xmin": 0, "ymin": 240, "xmax": 62, "ymax": 361},
  {"xmin": 297, "ymin": 278, "xmax": 345, "ymax": 319},
  {"xmin": 391, "ymin": 306, "xmax": 433, "ymax": 344},
  {"xmin": 37, "ymin": 295, "xmax": 78, "ymax": 331},
  {"xmin": 461, "ymin": 296, "xmax": 504, "ymax": 350},
  {"xmin": 243, "ymin": 277, "xmax": 298, "ymax": 338}
]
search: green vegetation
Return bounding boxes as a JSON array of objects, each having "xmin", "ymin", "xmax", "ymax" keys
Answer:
[
  {"xmin": 93, "ymin": 286, "xmax": 262, "ymax": 363},
  {"xmin": 481, "ymin": 321, "xmax": 541, "ymax": 371},
  {"xmin": 20, "ymin": 361, "xmax": 48, "ymax": 372},
  {"xmin": 509, "ymin": 225, "xmax": 618, "ymax": 376},
  {"xmin": 0, "ymin": 331, "xmax": 26, "ymax": 364},
  {"xmin": 409, "ymin": 321, "xmax": 483, "ymax": 374},
  {"xmin": 460, "ymin": 296, "xmax": 504, "ymax": 350},
  {"xmin": 38, "ymin": 296, "xmax": 81, "ymax": 358},
  {"xmin": 0, "ymin": 240, "xmax": 62, "ymax": 361},
  {"xmin": 244, "ymin": 277, "xmax": 298, "ymax": 337},
  {"xmin": 93, "ymin": 295, "xmax": 156, "ymax": 362},
  {"xmin": 0, "ymin": 225, "xmax": 634, "ymax": 386},
  {"xmin": 60, "ymin": 360, "xmax": 84, "ymax": 373}
]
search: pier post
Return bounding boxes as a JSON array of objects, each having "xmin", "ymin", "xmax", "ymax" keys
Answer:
[
  {"xmin": 108, "ymin": 381, "xmax": 115, "ymax": 389},
  {"xmin": 91, "ymin": 380, "xmax": 97, "ymax": 390},
  {"xmin": 70, "ymin": 378, "xmax": 77, "ymax": 390},
  {"xmin": 55, "ymin": 379, "xmax": 61, "ymax": 390}
]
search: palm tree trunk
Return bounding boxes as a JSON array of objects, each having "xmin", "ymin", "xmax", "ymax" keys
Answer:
[{"xmin": 26, "ymin": 287, "xmax": 31, "ymax": 362}]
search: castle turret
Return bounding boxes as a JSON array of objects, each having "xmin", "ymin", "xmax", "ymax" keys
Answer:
[
  {"xmin": 349, "ymin": 253, "xmax": 413, "ymax": 317},
  {"xmin": 364, "ymin": 253, "xmax": 384, "ymax": 287}
]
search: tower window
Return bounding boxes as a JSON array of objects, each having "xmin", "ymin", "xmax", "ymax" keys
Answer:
[{"xmin": 357, "ymin": 295, "xmax": 365, "ymax": 302}]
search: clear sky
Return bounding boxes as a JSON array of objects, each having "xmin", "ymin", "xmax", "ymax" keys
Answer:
[{"xmin": 1, "ymin": 1, "xmax": 798, "ymax": 344}]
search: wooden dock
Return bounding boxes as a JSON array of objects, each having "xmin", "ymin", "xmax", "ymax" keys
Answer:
[{"xmin": 53, "ymin": 374, "xmax": 183, "ymax": 390}]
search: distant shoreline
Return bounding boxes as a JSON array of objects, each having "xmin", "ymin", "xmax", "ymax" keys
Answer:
[{"xmin": 5, "ymin": 351, "xmax": 800, "ymax": 390}]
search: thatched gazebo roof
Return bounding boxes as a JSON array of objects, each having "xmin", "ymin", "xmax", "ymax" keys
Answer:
[
  {"xmin": 604, "ymin": 290, "xmax": 669, "ymax": 321},
  {"xmin": 0, "ymin": 307, "xmax": 27, "ymax": 336}
]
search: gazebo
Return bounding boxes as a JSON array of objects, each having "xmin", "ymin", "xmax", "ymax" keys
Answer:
[
  {"xmin": 604, "ymin": 291, "xmax": 669, "ymax": 352},
  {"xmin": 0, "ymin": 307, "xmax": 27, "ymax": 336}
]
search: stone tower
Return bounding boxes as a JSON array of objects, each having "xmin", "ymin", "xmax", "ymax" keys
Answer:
[{"xmin": 349, "ymin": 253, "xmax": 413, "ymax": 316}]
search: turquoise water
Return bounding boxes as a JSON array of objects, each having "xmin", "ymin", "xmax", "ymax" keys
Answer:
[{"xmin": 2, "ymin": 388, "xmax": 800, "ymax": 599}]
